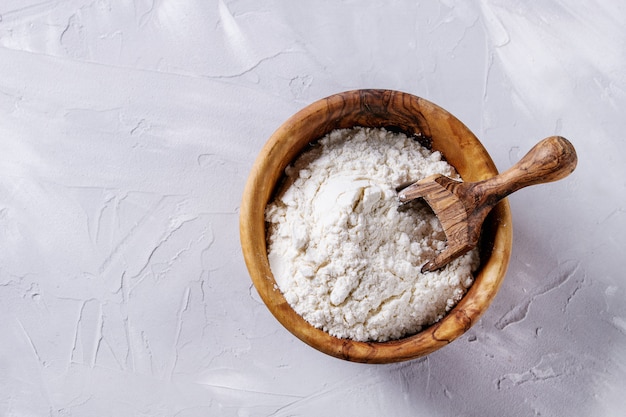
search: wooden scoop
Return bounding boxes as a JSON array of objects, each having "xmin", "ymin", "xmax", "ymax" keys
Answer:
[{"xmin": 397, "ymin": 136, "xmax": 577, "ymax": 273}]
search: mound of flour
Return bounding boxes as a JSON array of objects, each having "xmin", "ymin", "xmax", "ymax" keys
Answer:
[{"xmin": 265, "ymin": 127, "xmax": 479, "ymax": 342}]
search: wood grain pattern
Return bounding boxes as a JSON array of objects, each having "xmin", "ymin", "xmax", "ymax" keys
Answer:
[
  {"xmin": 398, "ymin": 136, "xmax": 577, "ymax": 272},
  {"xmin": 239, "ymin": 89, "xmax": 513, "ymax": 363}
]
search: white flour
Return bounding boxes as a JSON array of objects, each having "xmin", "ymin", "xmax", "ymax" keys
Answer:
[{"xmin": 265, "ymin": 127, "xmax": 479, "ymax": 342}]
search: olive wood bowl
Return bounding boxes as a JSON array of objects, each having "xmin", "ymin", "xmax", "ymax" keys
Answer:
[{"xmin": 240, "ymin": 89, "xmax": 512, "ymax": 363}]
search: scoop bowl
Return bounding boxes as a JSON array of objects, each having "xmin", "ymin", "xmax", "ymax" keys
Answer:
[{"xmin": 239, "ymin": 89, "xmax": 512, "ymax": 363}]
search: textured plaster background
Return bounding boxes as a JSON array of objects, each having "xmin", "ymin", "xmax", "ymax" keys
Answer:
[{"xmin": 1, "ymin": 1, "xmax": 625, "ymax": 416}]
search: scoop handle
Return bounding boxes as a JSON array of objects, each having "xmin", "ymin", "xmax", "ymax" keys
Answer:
[{"xmin": 472, "ymin": 136, "xmax": 578, "ymax": 203}]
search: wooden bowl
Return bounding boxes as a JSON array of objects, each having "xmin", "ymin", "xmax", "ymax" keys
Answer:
[{"xmin": 240, "ymin": 89, "xmax": 512, "ymax": 363}]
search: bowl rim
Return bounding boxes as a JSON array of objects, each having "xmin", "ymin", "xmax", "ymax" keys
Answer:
[{"xmin": 240, "ymin": 89, "xmax": 512, "ymax": 363}]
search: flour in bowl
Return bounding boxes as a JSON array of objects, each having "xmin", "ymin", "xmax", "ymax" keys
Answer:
[{"xmin": 265, "ymin": 127, "xmax": 479, "ymax": 342}]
